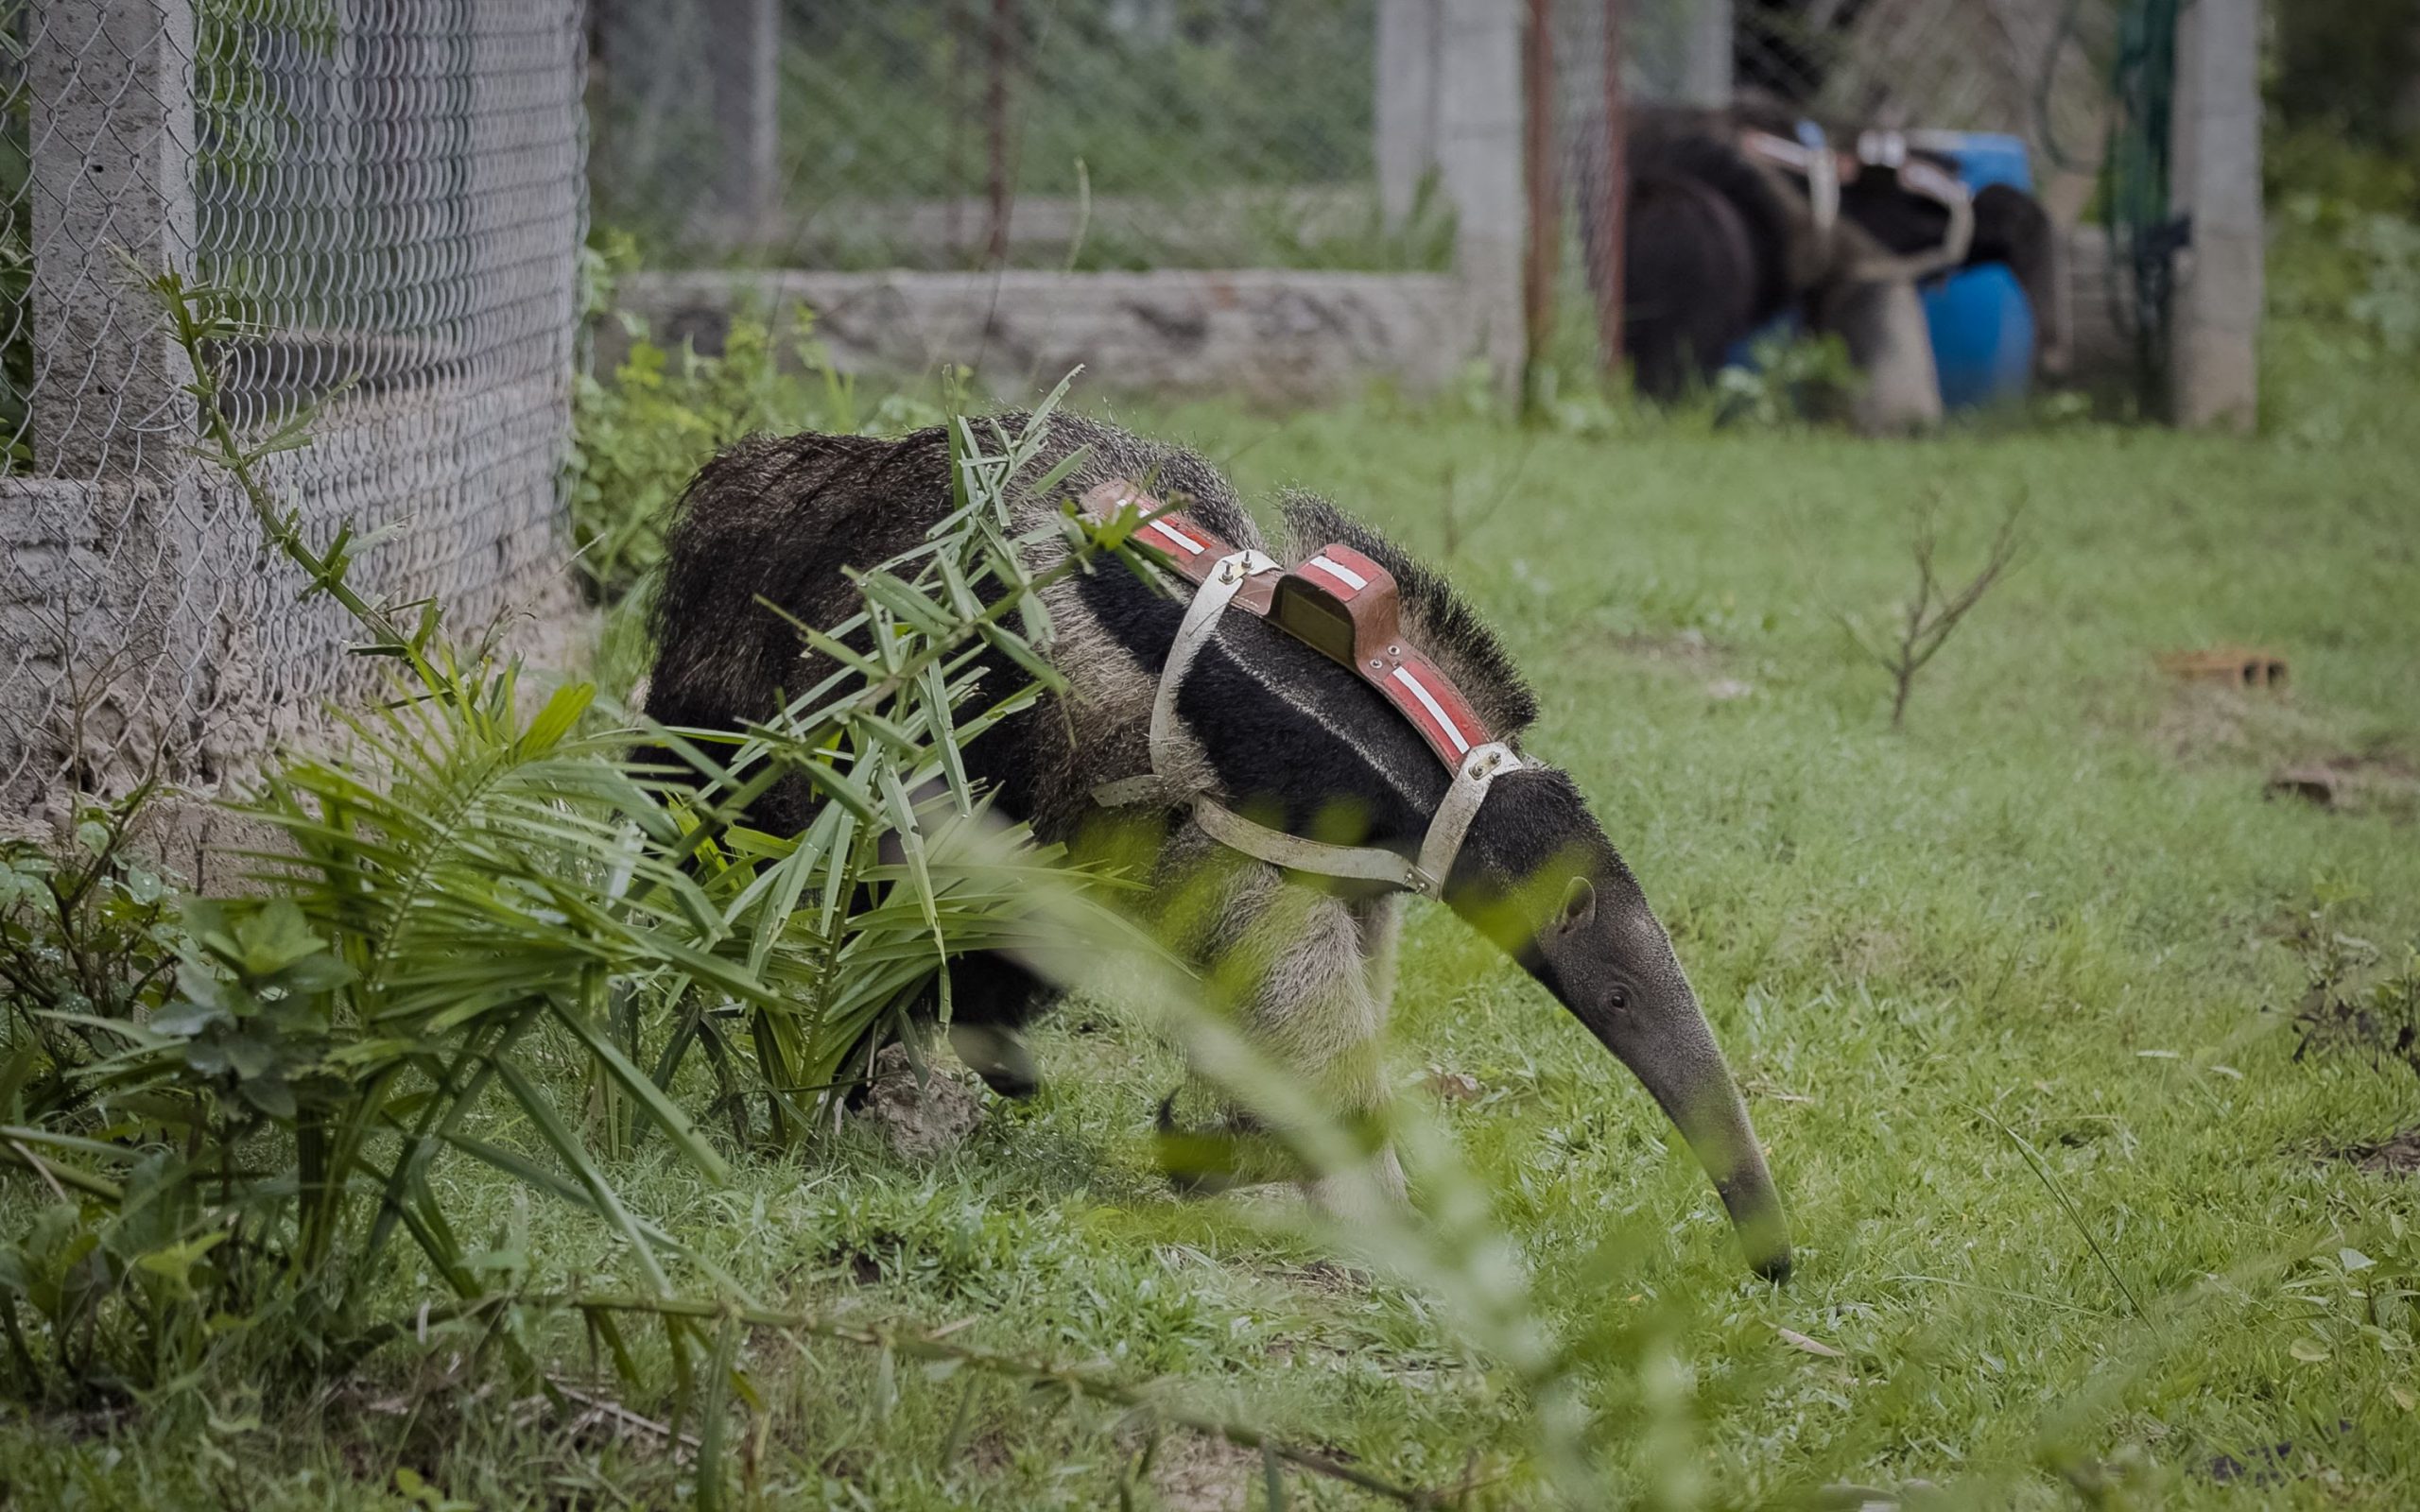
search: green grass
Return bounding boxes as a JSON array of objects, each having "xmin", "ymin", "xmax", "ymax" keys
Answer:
[{"xmin": 10, "ymin": 360, "xmax": 2420, "ymax": 1506}]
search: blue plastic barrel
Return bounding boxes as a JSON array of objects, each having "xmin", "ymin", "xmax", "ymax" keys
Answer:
[{"xmin": 1912, "ymin": 130, "xmax": 2037, "ymax": 411}]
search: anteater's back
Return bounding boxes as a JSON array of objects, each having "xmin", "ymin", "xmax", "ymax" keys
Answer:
[
  {"xmin": 642, "ymin": 415, "xmax": 1267, "ymax": 835},
  {"xmin": 646, "ymin": 428, "xmax": 957, "ymax": 750}
]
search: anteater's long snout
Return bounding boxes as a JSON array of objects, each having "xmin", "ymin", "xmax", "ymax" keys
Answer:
[{"xmin": 1611, "ymin": 986, "xmax": 1791, "ymax": 1282}]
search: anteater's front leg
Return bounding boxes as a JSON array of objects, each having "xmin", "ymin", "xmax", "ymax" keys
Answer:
[{"xmin": 1172, "ymin": 855, "xmax": 1408, "ymax": 1213}]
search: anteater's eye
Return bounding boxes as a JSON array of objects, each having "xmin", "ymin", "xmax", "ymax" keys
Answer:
[{"xmin": 1609, "ymin": 985, "xmax": 1631, "ymax": 1011}]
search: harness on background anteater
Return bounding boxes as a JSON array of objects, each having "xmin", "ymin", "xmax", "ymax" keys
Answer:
[
  {"xmin": 1737, "ymin": 120, "xmax": 1976, "ymax": 282},
  {"xmin": 1079, "ymin": 480, "xmax": 1527, "ymax": 898}
]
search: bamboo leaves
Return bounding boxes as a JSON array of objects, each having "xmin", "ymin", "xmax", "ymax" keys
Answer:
[{"xmin": 0, "ymin": 275, "xmax": 1145, "ymax": 1394}]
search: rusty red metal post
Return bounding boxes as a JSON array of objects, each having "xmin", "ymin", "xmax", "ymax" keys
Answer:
[
  {"xmin": 1597, "ymin": 0, "xmax": 1628, "ymax": 376},
  {"xmin": 946, "ymin": 0, "xmax": 971, "ymax": 257},
  {"xmin": 984, "ymin": 0, "xmax": 1015, "ymax": 266},
  {"xmin": 1522, "ymin": 0, "xmax": 1561, "ymax": 414}
]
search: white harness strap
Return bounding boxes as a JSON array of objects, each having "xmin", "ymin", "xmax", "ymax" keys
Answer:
[
  {"xmin": 1741, "ymin": 124, "xmax": 1977, "ymax": 284},
  {"xmin": 1416, "ymin": 743, "xmax": 1523, "ymax": 892},
  {"xmin": 1093, "ymin": 547, "xmax": 1277, "ymax": 810},
  {"xmin": 1092, "ymin": 549, "xmax": 1526, "ymax": 899},
  {"xmin": 1193, "ymin": 797, "xmax": 1434, "ymax": 893},
  {"xmin": 1741, "ymin": 129, "xmax": 1840, "ymax": 252},
  {"xmin": 1153, "ymin": 548, "xmax": 1277, "ymax": 774}
]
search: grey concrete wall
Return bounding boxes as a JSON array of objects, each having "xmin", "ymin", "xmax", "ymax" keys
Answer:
[
  {"xmin": 26, "ymin": 0, "xmax": 197, "ymax": 478},
  {"xmin": 608, "ymin": 268, "xmax": 1484, "ymax": 405},
  {"xmin": 774, "ymin": 185, "xmax": 1381, "ymax": 268},
  {"xmin": 0, "ymin": 475, "xmax": 209, "ymax": 796}
]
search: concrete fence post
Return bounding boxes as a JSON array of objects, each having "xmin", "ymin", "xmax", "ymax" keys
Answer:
[
  {"xmin": 704, "ymin": 0, "xmax": 781, "ymax": 248},
  {"xmin": 1377, "ymin": 0, "xmax": 1529, "ymax": 392},
  {"xmin": 26, "ymin": 0, "xmax": 199, "ymax": 477},
  {"xmin": 2168, "ymin": 0, "xmax": 2262, "ymax": 433},
  {"xmin": 1437, "ymin": 0, "xmax": 1527, "ymax": 392},
  {"xmin": 1376, "ymin": 0, "xmax": 1443, "ymax": 226},
  {"xmin": 1678, "ymin": 0, "xmax": 1733, "ymax": 108}
]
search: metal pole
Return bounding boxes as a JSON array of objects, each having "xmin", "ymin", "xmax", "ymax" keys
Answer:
[
  {"xmin": 1522, "ymin": 0, "xmax": 1560, "ymax": 413},
  {"xmin": 1597, "ymin": 0, "xmax": 1628, "ymax": 377},
  {"xmin": 947, "ymin": 0, "xmax": 970, "ymax": 259}
]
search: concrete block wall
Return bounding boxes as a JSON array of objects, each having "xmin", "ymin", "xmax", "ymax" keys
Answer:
[{"xmin": 607, "ymin": 268, "xmax": 1485, "ymax": 406}]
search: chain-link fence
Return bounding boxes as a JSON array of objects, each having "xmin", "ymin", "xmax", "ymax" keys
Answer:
[
  {"xmin": 1730, "ymin": 0, "xmax": 2118, "ymax": 195},
  {"xmin": 1, "ymin": 0, "xmax": 587, "ymax": 813},
  {"xmin": 594, "ymin": 0, "xmax": 1415, "ymax": 273},
  {"xmin": 589, "ymin": 1, "xmax": 2128, "ymax": 353},
  {"xmin": 592, "ymin": 2, "xmax": 2114, "ymax": 270},
  {"xmin": 588, "ymin": 2, "xmax": 2238, "ymax": 416}
]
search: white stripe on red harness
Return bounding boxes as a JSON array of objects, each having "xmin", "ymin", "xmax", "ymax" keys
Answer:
[
  {"xmin": 1303, "ymin": 554, "xmax": 1369, "ymax": 593},
  {"xmin": 1391, "ymin": 665, "xmax": 1472, "ymax": 756},
  {"xmin": 1079, "ymin": 481, "xmax": 1527, "ymax": 898},
  {"xmin": 1145, "ymin": 517, "xmax": 1209, "ymax": 555}
]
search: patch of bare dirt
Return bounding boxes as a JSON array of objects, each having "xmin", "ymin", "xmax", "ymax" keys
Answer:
[
  {"xmin": 1146, "ymin": 1434, "xmax": 1262, "ymax": 1512},
  {"xmin": 1603, "ymin": 630, "xmax": 1762, "ymax": 703},
  {"xmin": 2152, "ymin": 685, "xmax": 2420, "ymax": 818},
  {"xmin": 959, "ymin": 1431, "xmax": 1014, "ymax": 1477},
  {"xmin": 2264, "ymin": 754, "xmax": 2420, "ymax": 818},
  {"xmin": 1423, "ymin": 1066, "xmax": 1483, "ymax": 1103},
  {"xmin": 2345, "ymin": 1128, "xmax": 2420, "ymax": 1176},
  {"xmin": 855, "ymin": 1043, "xmax": 984, "ymax": 1160},
  {"xmin": 2152, "ymin": 684, "xmax": 2330, "ymax": 765}
]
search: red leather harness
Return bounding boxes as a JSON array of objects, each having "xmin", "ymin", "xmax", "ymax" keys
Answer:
[{"xmin": 1080, "ymin": 479, "xmax": 1526, "ymax": 898}]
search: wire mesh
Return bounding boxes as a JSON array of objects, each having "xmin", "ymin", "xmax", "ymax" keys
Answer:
[
  {"xmin": 591, "ymin": 0, "xmax": 1429, "ymax": 272},
  {"xmin": 591, "ymin": 2, "xmax": 2115, "ymax": 276},
  {"xmin": 0, "ymin": 0, "xmax": 585, "ymax": 812},
  {"xmin": 1730, "ymin": 0, "xmax": 2118, "ymax": 172}
]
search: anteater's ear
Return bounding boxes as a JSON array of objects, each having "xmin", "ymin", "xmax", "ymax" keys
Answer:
[{"xmin": 1556, "ymin": 876, "xmax": 1598, "ymax": 936}]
